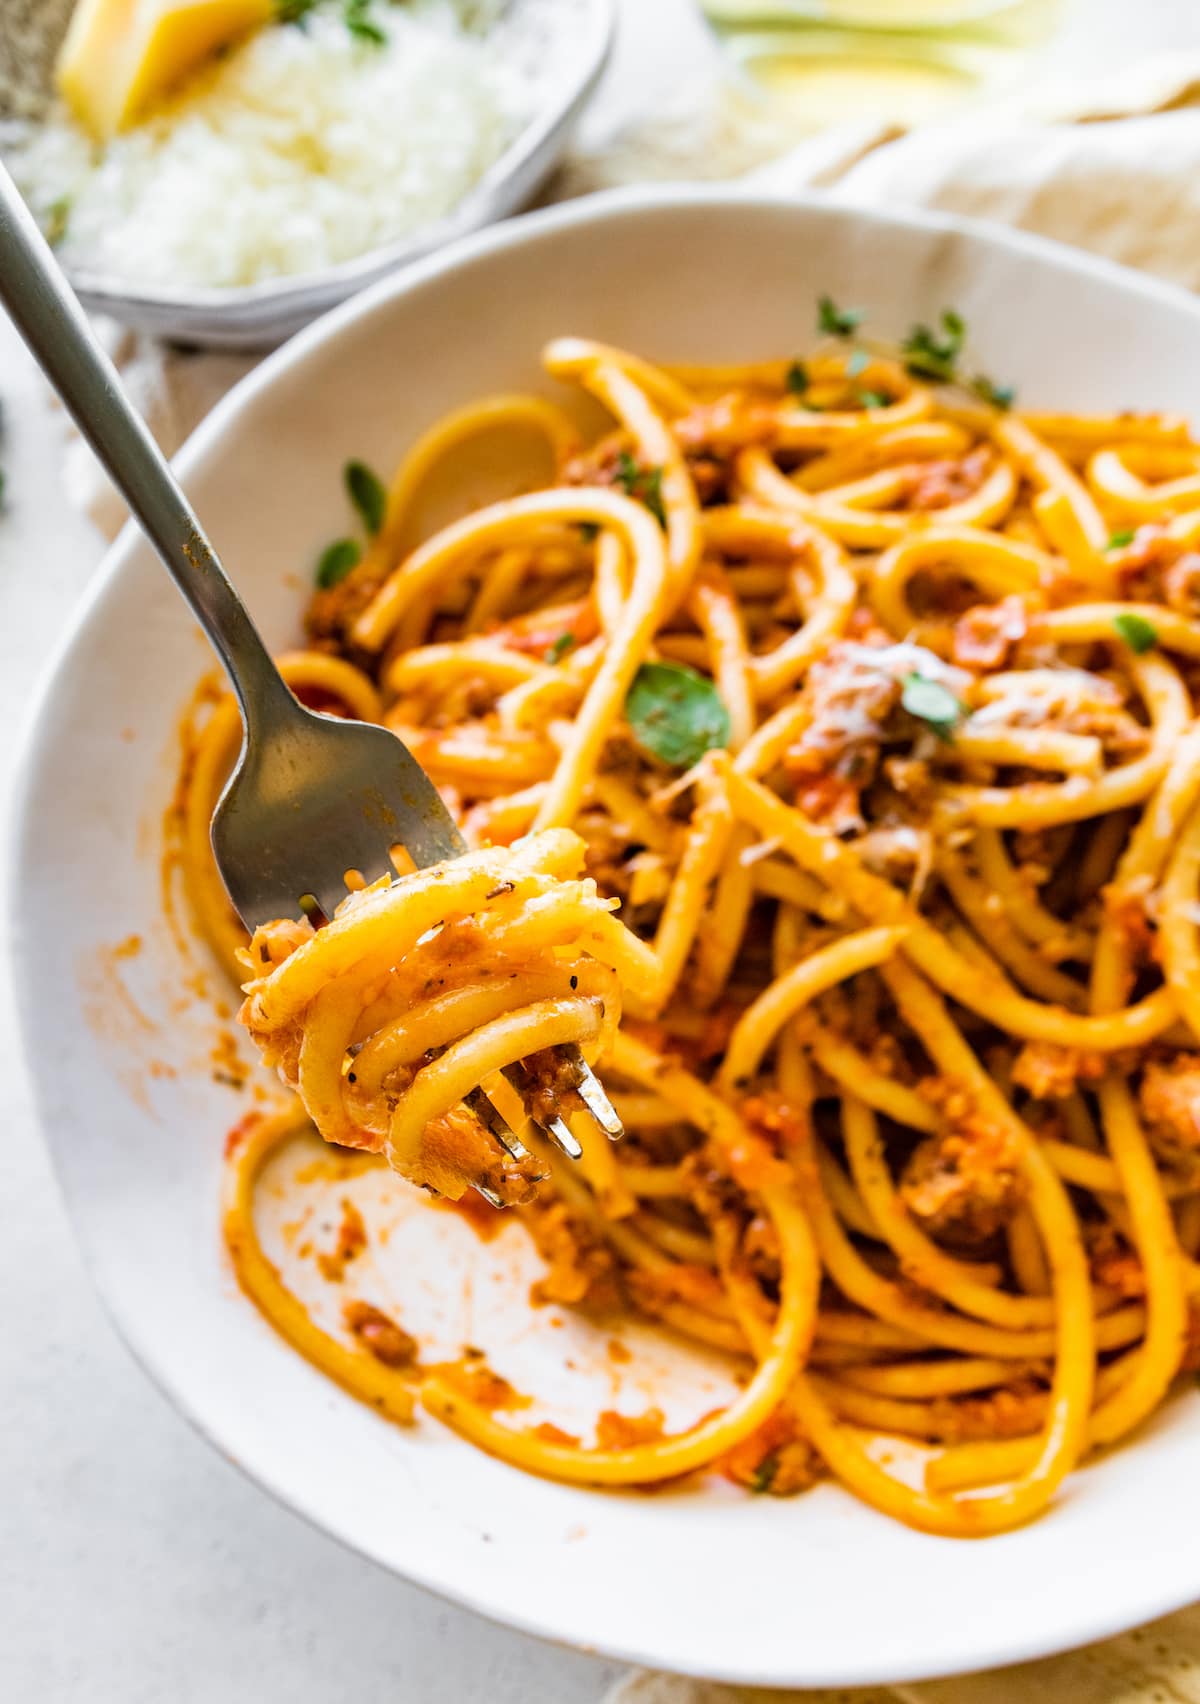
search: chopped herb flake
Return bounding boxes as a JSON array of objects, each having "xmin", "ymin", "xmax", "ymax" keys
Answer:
[
  {"xmin": 1113, "ymin": 612, "xmax": 1158, "ymax": 654},
  {"xmin": 614, "ymin": 450, "xmax": 667, "ymax": 528},
  {"xmin": 577, "ymin": 521, "xmax": 600, "ymax": 542},
  {"xmin": 818, "ymin": 295, "xmax": 864, "ymax": 339},
  {"xmin": 1107, "ymin": 529, "xmax": 1136, "ymax": 551},
  {"xmin": 625, "ymin": 661, "xmax": 731, "ymax": 770},
  {"xmin": 545, "ymin": 633, "xmax": 577, "ymax": 665},
  {"xmin": 315, "ymin": 537, "xmax": 361, "ymax": 589},
  {"xmin": 845, "ymin": 348, "xmax": 870, "ymax": 379},
  {"xmin": 970, "ymin": 373, "xmax": 1015, "ymax": 411},
  {"xmin": 858, "ymin": 390, "xmax": 889, "ymax": 410},
  {"xmin": 902, "ymin": 309, "xmax": 966, "ymax": 383},
  {"xmin": 785, "ymin": 360, "xmax": 809, "ymax": 398},
  {"xmin": 901, "ymin": 672, "xmax": 965, "ymax": 741},
  {"xmin": 344, "ymin": 0, "xmax": 386, "ymax": 43},
  {"xmin": 276, "ymin": 0, "xmax": 320, "ymax": 24},
  {"xmin": 45, "ymin": 195, "xmax": 72, "ymax": 246},
  {"xmin": 751, "ymin": 1453, "xmax": 780, "ymax": 1494},
  {"xmin": 344, "ymin": 459, "xmax": 387, "ymax": 535}
]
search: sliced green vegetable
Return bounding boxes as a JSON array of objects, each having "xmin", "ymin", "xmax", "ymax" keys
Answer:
[
  {"xmin": 818, "ymin": 295, "xmax": 864, "ymax": 339},
  {"xmin": 624, "ymin": 661, "xmax": 731, "ymax": 770},
  {"xmin": 901, "ymin": 672, "xmax": 965, "ymax": 742},
  {"xmin": 344, "ymin": 459, "xmax": 387, "ymax": 535},
  {"xmin": 1112, "ymin": 612, "xmax": 1158, "ymax": 654},
  {"xmin": 315, "ymin": 537, "xmax": 361, "ymax": 588}
]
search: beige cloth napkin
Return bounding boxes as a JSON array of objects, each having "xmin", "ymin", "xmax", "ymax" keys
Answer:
[{"xmin": 58, "ymin": 25, "xmax": 1200, "ymax": 1704}]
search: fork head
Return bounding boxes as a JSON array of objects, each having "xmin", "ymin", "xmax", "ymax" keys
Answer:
[
  {"xmin": 212, "ymin": 696, "xmax": 623, "ymax": 1180},
  {"xmin": 212, "ymin": 701, "xmax": 465, "ymax": 932}
]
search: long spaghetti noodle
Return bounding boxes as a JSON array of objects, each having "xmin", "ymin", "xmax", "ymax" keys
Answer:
[{"xmin": 179, "ymin": 326, "xmax": 1200, "ymax": 1536}]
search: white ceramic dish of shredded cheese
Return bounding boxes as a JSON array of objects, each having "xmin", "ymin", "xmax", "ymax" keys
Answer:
[
  {"xmin": 1, "ymin": 0, "xmax": 612, "ymax": 347},
  {"xmin": 14, "ymin": 190, "xmax": 1200, "ymax": 1688}
]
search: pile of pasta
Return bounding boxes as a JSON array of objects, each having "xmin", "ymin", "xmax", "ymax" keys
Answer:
[{"xmin": 184, "ymin": 326, "xmax": 1200, "ymax": 1535}]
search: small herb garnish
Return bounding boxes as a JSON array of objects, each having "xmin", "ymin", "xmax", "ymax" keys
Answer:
[
  {"xmin": 750, "ymin": 1453, "xmax": 780, "ymax": 1494},
  {"xmin": 818, "ymin": 295, "xmax": 864, "ymax": 339},
  {"xmin": 785, "ymin": 359, "xmax": 809, "ymax": 398},
  {"xmin": 902, "ymin": 309, "xmax": 966, "ymax": 383},
  {"xmin": 277, "ymin": 0, "xmax": 386, "ymax": 44},
  {"xmin": 1107, "ymin": 528, "xmax": 1136, "ymax": 551},
  {"xmin": 624, "ymin": 661, "xmax": 731, "ymax": 770},
  {"xmin": 315, "ymin": 537, "xmax": 362, "ymax": 589},
  {"xmin": 344, "ymin": 0, "xmax": 386, "ymax": 43},
  {"xmin": 857, "ymin": 390, "xmax": 889, "ymax": 410},
  {"xmin": 545, "ymin": 632, "xmax": 576, "ymax": 665},
  {"xmin": 614, "ymin": 450, "xmax": 667, "ymax": 528},
  {"xmin": 970, "ymin": 373, "xmax": 1015, "ymax": 411},
  {"xmin": 901, "ymin": 672, "xmax": 965, "ymax": 742},
  {"xmin": 845, "ymin": 348, "xmax": 870, "ymax": 379},
  {"xmin": 45, "ymin": 195, "xmax": 72, "ymax": 246},
  {"xmin": 577, "ymin": 520, "xmax": 600, "ymax": 542},
  {"xmin": 1113, "ymin": 612, "xmax": 1158, "ymax": 654},
  {"xmin": 276, "ymin": 0, "xmax": 320, "ymax": 25},
  {"xmin": 344, "ymin": 459, "xmax": 387, "ymax": 535}
]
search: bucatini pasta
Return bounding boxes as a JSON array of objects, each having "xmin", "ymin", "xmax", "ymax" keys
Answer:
[{"xmin": 178, "ymin": 313, "xmax": 1200, "ymax": 1537}]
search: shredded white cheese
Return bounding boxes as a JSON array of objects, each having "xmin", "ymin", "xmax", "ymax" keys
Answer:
[{"xmin": 11, "ymin": 0, "xmax": 528, "ymax": 290}]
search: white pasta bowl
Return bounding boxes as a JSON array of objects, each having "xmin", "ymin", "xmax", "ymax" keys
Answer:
[
  {"xmin": 13, "ymin": 188, "xmax": 1200, "ymax": 1689},
  {"xmin": 0, "ymin": 0, "xmax": 613, "ymax": 348}
]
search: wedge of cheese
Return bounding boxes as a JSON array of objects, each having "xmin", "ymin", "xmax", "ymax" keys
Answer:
[{"xmin": 56, "ymin": 0, "xmax": 274, "ymax": 140}]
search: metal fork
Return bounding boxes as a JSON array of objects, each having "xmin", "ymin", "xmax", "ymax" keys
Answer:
[{"xmin": 0, "ymin": 165, "xmax": 623, "ymax": 1195}]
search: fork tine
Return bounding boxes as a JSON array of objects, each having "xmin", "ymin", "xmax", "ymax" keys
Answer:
[
  {"xmin": 464, "ymin": 1087, "xmax": 538, "ymax": 1169},
  {"xmin": 474, "ymin": 1182, "xmax": 507, "ymax": 1209},
  {"xmin": 573, "ymin": 1058, "xmax": 625, "ymax": 1140},
  {"xmin": 543, "ymin": 1113, "xmax": 584, "ymax": 1159}
]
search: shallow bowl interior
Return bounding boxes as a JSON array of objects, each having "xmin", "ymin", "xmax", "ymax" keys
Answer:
[{"xmin": 13, "ymin": 189, "xmax": 1200, "ymax": 1689}]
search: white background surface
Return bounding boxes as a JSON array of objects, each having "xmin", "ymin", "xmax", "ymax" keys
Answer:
[{"xmin": 3, "ymin": 1, "xmax": 1199, "ymax": 1699}]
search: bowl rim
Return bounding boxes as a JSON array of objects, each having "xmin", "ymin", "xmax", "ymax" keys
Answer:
[
  {"xmin": 14, "ymin": 183, "xmax": 1200, "ymax": 1688},
  {"xmin": 43, "ymin": 0, "xmax": 616, "ymax": 322}
]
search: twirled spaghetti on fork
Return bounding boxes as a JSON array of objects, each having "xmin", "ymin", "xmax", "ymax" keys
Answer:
[{"xmin": 176, "ymin": 316, "xmax": 1200, "ymax": 1535}]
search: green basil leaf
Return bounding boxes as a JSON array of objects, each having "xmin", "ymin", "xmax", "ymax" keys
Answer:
[
  {"xmin": 1112, "ymin": 612, "xmax": 1158, "ymax": 654},
  {"xmin": 818, "ymin": 295, "xmax": 864, "ymax": 338},
  {"xmin": 901, "ymin": 671, "xmax": 965, "ymax": 742},
  {"xmin": 344, "ymin": 459, "xmax": 387, "ymax": 535},
  {"xmin": 625, "ymin": 661, "xmax": 731, "ymax": 770},
  {"xmin": 315, "ymin": 537, "xmax": 361, "ymax": 589}
]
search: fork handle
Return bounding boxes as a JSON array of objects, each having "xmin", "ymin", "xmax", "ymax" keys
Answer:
[{"xmin": 0, "ymin": 162, "xmax": 293, "ymax": 739}]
